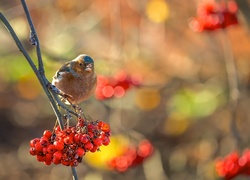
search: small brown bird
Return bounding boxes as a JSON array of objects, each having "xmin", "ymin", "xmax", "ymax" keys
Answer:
[{"xmin": 52, "ymin": 54, "xmax": 97, "ymax": 105}]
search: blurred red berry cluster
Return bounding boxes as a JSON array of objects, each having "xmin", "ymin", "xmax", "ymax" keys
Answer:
[
  {"xmin": 215, "ymin": 150, "xmax": 250, "ymax": 179},
  {"xmin": 189, "ymin": 0, "xmax": 238, "ymax": 32},
  {"xmin": 95, "ymin": 71, "xmax": 142, "ymax": 100},
  {"xmin": 29, "ymin": 118, "xmax": 111, "ymax": 167},
  {"xmin": 108, "ymin": 140, "xmax": 154, "ymax": 172}
]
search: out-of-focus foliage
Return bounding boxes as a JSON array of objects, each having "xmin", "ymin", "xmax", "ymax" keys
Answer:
[{"xmin": 1, "ymin": 0, "xmax": 250, "ymax": 180}]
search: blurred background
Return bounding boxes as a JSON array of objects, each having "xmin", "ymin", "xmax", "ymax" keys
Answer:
[{"xmin": 1, "ymin": 0, "xmax": 250, "ymax": 179}]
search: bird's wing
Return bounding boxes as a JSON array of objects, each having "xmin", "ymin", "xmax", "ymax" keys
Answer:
[{"xmin": 56, "ymin": 62, "xmax": 71, "ymax": 77}]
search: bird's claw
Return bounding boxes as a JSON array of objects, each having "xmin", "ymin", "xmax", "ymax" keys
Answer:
[{"xmin": 72, "ymin": 104, "xmax": 82, "ymax": 116}]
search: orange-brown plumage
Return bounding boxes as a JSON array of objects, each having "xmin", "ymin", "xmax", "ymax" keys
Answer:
[{"xmin": 52, "ymin": 54, "xmax": 97, "ymax": 104}]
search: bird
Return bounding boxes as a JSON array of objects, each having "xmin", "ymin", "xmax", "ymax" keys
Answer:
[{"xmin": 52, "ymin": 54, "xmax": 97, "ymax": 105}]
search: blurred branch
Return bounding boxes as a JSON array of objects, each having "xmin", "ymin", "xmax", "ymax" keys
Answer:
[
  {"xmin": 235, "ymin": 0, "xmax": 250, "ymax": 30},
  {"xmin": 221, "ymin": 30, "xmax": 241, "ymax": 146},
  {"xmin": 0, "ymin": 1, "xmax": 79, "ymax": 179}
]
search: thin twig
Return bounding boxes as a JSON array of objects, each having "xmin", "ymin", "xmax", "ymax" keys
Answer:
[
  {"xmin": 20, "ymin": 0, "xmax": 44, "ymax": 74},
  {"xmin": 71, "ymin": 167, "xmax": 78, "ymax": 180},
  {"xmin": 221, "ymin": 30, "xmax": 241, "ymax": 146}
]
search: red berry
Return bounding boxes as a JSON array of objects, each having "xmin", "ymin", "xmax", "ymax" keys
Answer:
[
  {"xmin": 30, "ymin": 138, "xmax": 40, "ymax": 147},
  {"xmin": 90, "ymin": 145, "xmax": 98, "ymax": 153},
  {"xmin": 115, "ymin": 156, "xmax": 129, "ymax": 172},
  {"xmin": 54, "ymin": 141, "xmax": 64, "ymax": 151},
  {"xmin": 55, "ymin": 126, "xmax": 61, "ymax": 133},
  {"xmin": 53, "ymin": 151, "xmax": 62, "ymax": 161},
  {"xmin": 102, "ymin": 136, "xmax": 110, "ymax": 146},
  {"xmin": 93, "ymin": 138, "xmax": 102, "ymax": 146},
  {"xmin": 74, "ymin": 134, "xmax": 81, "ymax": 143},
  {"xmin": 40, "ymin": 137, "xmax": 49, "ymax": 147},
  {"xmin": 137, "ymin": 140, "xmax": 153, "ymax": 157},
  {"xmin": 35, "ymin": 142, "xmax": 43, "ymax": 152},
  {"xmin": 45, "ymin": 153, "xmax": 53, "ymax": 162},
  {"xmin": 29, "ymin": 147, "xmax": 37, "ymax": 156},
  {"xmin": 70, "ymin": 144, "xmax": 77, "ymax": 150},
  {"xmin": 47, "ymin": 145, "xmax": 56, "ymax": 154},
  {"xmin": 64, "ymin": 136, "xmax": 73, "ymax": 145},
  {"xmin": 87, "ymin": 124, "xmax": 96, "ymax": 131},
  {"xmin": 77, "ymin": 147, "xmax": 85, "ymax": 157},
  {"xmin": 88, "ymin": 132, "xmax": 94, "ymax": 139},
  {"xmin": 42, "ymin": 147, "xmax": 48, "ymax": 154},
  {"xmin": 80, "ymin": 134, "xmax": 89, "ymax": 144},
  {"xmin": 53, "ymin": 159, "xmax": 61, "ymax": 165},
  {"xmin": 70, "ymin": 160, "xmax": 79, "ymax": 167},
  {"xmin": 61, "ymin": 160, "xmax": 70, "ymax": 166},
  {"xmin": 102, "ymin": 123, "xmax": 110, "ymax": 132},
  {"xmin": 43, "ymin": 130, "xmax": 52, "ymax": 138},
  {"xmin": 44, "ymin": 160, "xmax": 52, "ymax": 165},
  {"xmin": 85, "ymin": 142, "xmax": 94, "ymax": 151},
  {"xmin": 37, "ymin": 154, "xmax": 45, "ymax": 162},
  {"xmin": 98, "ymin": 121, "xmax": 104, "ymax": 128}
]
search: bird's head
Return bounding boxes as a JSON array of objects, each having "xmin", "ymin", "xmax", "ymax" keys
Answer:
[{"xmin": 72, "ymin": 54, "xmax": 95, "ymax": 75}]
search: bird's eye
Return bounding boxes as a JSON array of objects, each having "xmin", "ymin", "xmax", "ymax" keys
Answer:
[{"xmin": 79, "ymin": 63, "xmax": 83, "ymax": 66}]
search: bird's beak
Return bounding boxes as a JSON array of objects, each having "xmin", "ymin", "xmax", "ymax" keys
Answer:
[{"xmin": 85, "ymin": 63, "xmax": 93, "ymax": 72}]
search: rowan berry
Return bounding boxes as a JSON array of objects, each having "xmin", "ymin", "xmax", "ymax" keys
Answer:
[
  {"xmin": 29, "ymin": 118, "xmax": 111, "ymax": 167},
  {"xmin": 30, "ymin": 138, "xmax": 40, "ymax": 147},
  {"xmin": 93, "ymin": 137, "xmax": 102, "ymax": 146},
  {"xmin": 40, "ymin": 137, "xmax": 49, "ymax": 147},
  {"xmin": 35, "ymin": 142, "xmax": 43, "ymax": 152},
  {"xmin": 29, "ymin": 147, "xmax": 37, "ymax": 156},
  {"xmin": 43, "ymin": 130, "xmax": 52, "ymax": 138},
  {"xmin": 80, "ymin": 134, "xmax": 89, "ymax": 144},
  {"xmin": 64, "ymin": 136, "xmax": 73, "ymax": 145},
  {"xmin": 45, "ymin": 153, "xmax": 53, "ymax": 162},
  {"xmin": 101, "ymin": 123, "xmax": 110, "ymax": 132},
  {"xmin": 37, "ymin": 155, "xmax": 45, "ymax": 162},
  {"xmin": 73, "ymin": 134, "xmax": 81, "ymax": 143},
  {"xmin": 47, "ymin": 145, "xmax": 56, "ymax": 154},
  {"xmin": 102, "ymin": 136, "xmax": 110, "ymax": 146},
  {"xmin": 54, "ymin": 141, "xmax": 64, "ymax": 151},
  {"xmin": 53, "ymin": 151, "xmax": 62, "ymax": 161},
  {"xmin": 77, "ymin": 147, "xmax": 85, "ymax": 157},
  {"xmin": 44, "ymin": 160, "xmax": 52, "ymax": 165},
  {"xmin": 85, "ymin": 142, "xmax": 94, "ymax": 151},
  {"xmin": 90, "ymin": 145, "xmax": 98, "ymax": 153}
]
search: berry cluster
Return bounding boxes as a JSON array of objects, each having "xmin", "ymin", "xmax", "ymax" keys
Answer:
[
  {"xmin": 108, "ymin": 140, "xmax": 153, "ymax": 172},
  {"xmin": 215, "ymin": 149, "xmax": 250, "ymax": 179},
  {"xmin": 29, "ymin": 118, "xmax": 111, "ymax": 167},
  {"xmin": 189, "ymin": 0, "xmax": 238, "ymax": 32},
  {"xmin": 95, "ymin": 71, "xmax": 142, "ymax": 100}
]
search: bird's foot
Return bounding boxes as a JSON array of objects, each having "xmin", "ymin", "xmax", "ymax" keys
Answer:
[{"xmin": 72, "ymin": 104, "xmax": 85, "ymax": 118}]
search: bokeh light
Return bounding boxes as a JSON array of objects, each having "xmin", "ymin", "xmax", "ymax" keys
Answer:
[{"xmin": 0, "ymin": 0, "xmax": 250, "ymax": 179}]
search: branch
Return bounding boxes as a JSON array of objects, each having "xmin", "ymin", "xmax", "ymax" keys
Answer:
[
  {"xmin": 20, "ymin": 0, "xmax": 44, "ymax": 74},
  {"xmin": 0, "ymin": 5, "xmax": 79, "ymax": 180},
  {"xmin": 0, "ymin": 12, "xmax": 64, "ymax": 129},
  {"xmin": 221, "ymin": 30, "xmax": 241, "ymax": 146}
]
